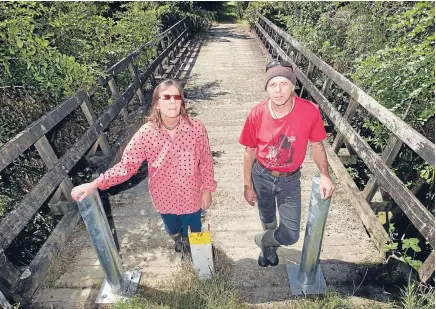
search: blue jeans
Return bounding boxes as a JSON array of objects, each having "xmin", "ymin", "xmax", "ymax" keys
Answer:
[
  {"xmin": 160, "ymin": 209, "xmax": 202, "ymax": 237},
  {"xmin": 251, "ymin": 161, "xmax": 301, "ymax": 246}
]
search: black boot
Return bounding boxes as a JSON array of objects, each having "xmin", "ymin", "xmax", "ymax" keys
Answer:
[
  {"xmin": 255, "ymin": 228, "xmax": 281, "ymax": 267},
  {"xmin": 171, "ymin": 233, "xmax": 184, "ymax": 253},
  {"xmin": 181, "ymin": 236, "xmax": 192, "ymax": 261},
  {"xmin": 258, "ymin": 248, "xmax": 270, "ymax": 267},
  {"xmin": 266, "ymin": 247, "xmax": 279, "ymax": 266}
]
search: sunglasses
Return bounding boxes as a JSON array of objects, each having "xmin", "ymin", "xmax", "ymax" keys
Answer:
[
  {"xmin": 159, "ymin": 94, "xmax": 183, "ymax": 100},
  {"xmin": 266, "ymin": 60, "xmax": 293, "ymax": 72}
]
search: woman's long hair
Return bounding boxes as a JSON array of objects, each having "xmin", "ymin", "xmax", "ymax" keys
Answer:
[{"xmin": 146, "ymin": 79, "xmax": 189, "ymax": 128}]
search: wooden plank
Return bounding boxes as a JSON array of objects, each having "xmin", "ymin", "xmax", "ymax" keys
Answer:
[
  {"xmin": 257, "ymin": 15, "xmax": 435, "ymax": 167},
  {"xmin": 80, "ymin": 98, "xmax": 111, "ymax": 155},
  {"xmin": 321, "ymin": 78, "xmax": 333, "ymax": 96},
  {"xmin": 324, "ymin": 144, "xmax": 389, "ymax": 250},
  {"xmin": 418, "ymin": 251, "xmax": 435, "ymax": 283},
  {"xmin": 34, "ymin": 136, "xmax": 74, "ymax": 203},
  {"xmin": 299, "ymin": 62, "xmax": 314, "ymax": 96},
  {"xmin": 14, "ymin": 206, "xmax": 81, "ymax": 304},
  {"xmin": 108, "ymin": 78, "xmax": 129, "ymax": 124},
  {"xmin": 48, "ymin": 186, "xmax": 62, "ymax": 205},
  {"xmin": 128, "ymin": 63, "xmax": 146, "ymax": 105},
  {"xmin": 0, "ymin": 80, "xmax": 138, "ymax": 255},
  {"xmin": 332, "ymin": 99, "xmax": 359, "ymax": 153},
  {"xmin": 0, "ymin": 90, "xmax": 88, "ymax": 172},
  {"xmin": 363, "ymin": 135, "xmax": 403, "ymax": 202}
]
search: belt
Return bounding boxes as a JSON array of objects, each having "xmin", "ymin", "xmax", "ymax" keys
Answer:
[{"xmin": 257, "ymin": 160, "xmax": 300, "ymax": 177}]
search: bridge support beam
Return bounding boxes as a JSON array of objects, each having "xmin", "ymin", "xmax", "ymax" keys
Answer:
[
  {"xmin": 287, "ymin": 175, "xmax": 330, "ymax": 296},
  {"xmin": 77, "ymin": 190, "xmax": 141, "ymax": 304}
]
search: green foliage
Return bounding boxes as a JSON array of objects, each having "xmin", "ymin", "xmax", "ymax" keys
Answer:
[
  {"xmin": 0, "ymin": 2, "xmax": 93, "ymax": 100},
  {"xmin": 384, "ymin": 222, "xmax": 423, "ymax": 271},
  {"xmin": 353, "ymin": 2, "xmax": 435, "ymax": 134},
  {"xmin": 113, "ymin": 267, "xmax": 249, "ymax": 309},
  {"xmin": 400, "ymin": 281, "xmax": 435, "ymax": 309},
  {"xmin": 111, "ymin": 2, "xmax": 160, "ymax": 60},
  {"xmin": 46, "ymin": 2, "xmax": 114, "ymax": 70},
  {"xmin": 235, "ymin": 2, "xmax": 249, "ymax": 20},
  {"xmin": 155, "ymin": 2, "xmax": 216, "ymax": 32}
]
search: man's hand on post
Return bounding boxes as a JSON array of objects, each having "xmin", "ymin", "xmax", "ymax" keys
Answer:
[{"xmin": 319, "ymin": 175, "xmax": 335, "ymax": 200}]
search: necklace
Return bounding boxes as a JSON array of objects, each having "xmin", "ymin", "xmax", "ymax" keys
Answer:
[
  {"xmin": 163, "ymin": 119, "xmax": 180, "ymax": 131},
  {"xmin": 270, "ymin": 98, "xmax": 294, "ymax": 119}
]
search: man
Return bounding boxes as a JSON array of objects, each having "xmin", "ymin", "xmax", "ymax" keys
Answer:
[{"xmin": 239, "ymin": 60, "xmax": 335, "ymax": 267}]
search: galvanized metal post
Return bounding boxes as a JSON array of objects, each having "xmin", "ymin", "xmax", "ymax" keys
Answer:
[
  {"xmin": 0, "ymin": 290, "xmax": 12, "ymax": 309},
  {"xmin": 77, "ymin": 189, "xmax": 141, "ymax": 303},
  {"xmin": 287, "ymin": 175, "xmax": 331, "ymax": 295}
]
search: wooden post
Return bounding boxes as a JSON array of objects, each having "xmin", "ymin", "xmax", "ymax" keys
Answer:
[
  {"xmin": 320, "ymin": 78, "xmax": 334, "ymax": 133},
  {"xmin": 150, "ymin": 73, "xmax": 157, "ymax": 88},
  {"xmin": 418, "ymin": 251, "xmax": 435, "ymax": 283},
  {"xmin": 321, "ymin": 78, "xmax": 333, "ymax": 96},
  {"xmin": 128, "ymin": 63, "xmax": 146, "ymax": 105},
  {"xmin": 108, "ymin": 78, "xmax": 129, "ymax": 124},
  {"xmin": 295, "ymin": 51, "xmax": 301, "ymax": 65},
  {"xmin": 362, "ymin": 135, "xmax": 403, "ymax": 202},
  {"xmin": 80, "ymin": 98, "xmax": 111, "ymax": 156},
  {"xmin": 167, "ymin": 34, "xmax": 174, "ymax": 61},
  {"xmin": 34, "ymin": 136, "xmax": 74, "ymax": 204},
  {"xmin": 332, "ymin": 98, "xmax": 360, "ymax": 153},
  {"xmin": 160, "ymin": 39, "xmax": 167, "ymax": 66},
  {"xmin": 155, "ymin": 41, "xmax": 164, "ymax": 76},
  {"xmin": 299, "ymin": 62, "xmax": 314, "ymax": 96}
]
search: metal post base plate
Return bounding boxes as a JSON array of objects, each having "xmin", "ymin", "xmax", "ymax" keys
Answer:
[
  {"xmin": 286, "ymin": 264, "xmax": 327, "ymax": 296},
  {"xmin": 96, "ymin": 270, "xmax": 142, "ymax": 304}
]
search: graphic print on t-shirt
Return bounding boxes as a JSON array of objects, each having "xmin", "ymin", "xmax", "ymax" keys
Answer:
[{"xmin": 266, "ymin": 133, "xmax": 296, "ymax": 167}]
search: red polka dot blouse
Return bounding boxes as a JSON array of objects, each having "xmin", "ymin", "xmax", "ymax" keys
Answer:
[{"xmin": 95, "ymin": 117, "xmax": 217, "ymax": 215}]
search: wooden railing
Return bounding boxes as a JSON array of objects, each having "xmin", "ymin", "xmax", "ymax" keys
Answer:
[
  {"xmin": 0, "ymin": 18, "xmax": 191, "ymax": 303},
  {"xmin": 253, "ymin": 13, "xmax": 435, "ymax": 283}
]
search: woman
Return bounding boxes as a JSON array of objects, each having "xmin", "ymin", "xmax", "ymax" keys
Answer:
[{"xmin": 71, "ymin": 79, "xmax": 216, "ymax": 257}]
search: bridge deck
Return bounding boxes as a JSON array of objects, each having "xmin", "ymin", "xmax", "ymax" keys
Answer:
[{"xmin": 33, "ymin": 24, "xmax": 381, "ymax": 308}]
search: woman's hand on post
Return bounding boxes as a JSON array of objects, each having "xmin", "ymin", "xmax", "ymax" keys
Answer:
[
  {"xmin": 244, "ymin": 185, "xmax": 257, "ymax": 206},
  {"xmin": 71, "ymin": 181, "xmax": 99, "ymax": 202},
  {"xmin": 201, "ymin": 191, "xmax": 212, "ymax": 210}
]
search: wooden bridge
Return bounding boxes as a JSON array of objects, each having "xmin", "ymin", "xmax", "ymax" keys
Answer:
[{"xmin": 0, "ymin": 15, "xmax": 434, "ymax": 308}]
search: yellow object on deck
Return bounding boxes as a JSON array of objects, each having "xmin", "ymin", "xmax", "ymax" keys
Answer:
[{"xmin": 188, "ymin": 231, "xmax": 211, "ymax": 245}]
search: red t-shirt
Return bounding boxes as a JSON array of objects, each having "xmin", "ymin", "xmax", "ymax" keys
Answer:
[{"xmin": 239, "ymin": 97, "xmax": 327, "ymax": 172}]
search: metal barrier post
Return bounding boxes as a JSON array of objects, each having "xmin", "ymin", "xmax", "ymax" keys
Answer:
[
  {"xmin": 286, "ymin": 175, "xmax": 331, "ymax": 295},
  {"xmin": 77, "ymin": 190, "xmax": 141, "ymax": 303},
  {"xmin": 0, "ymin": 290, "xmax": 12, "ymax": 309}
]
